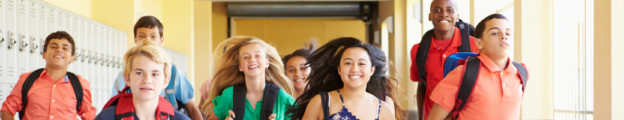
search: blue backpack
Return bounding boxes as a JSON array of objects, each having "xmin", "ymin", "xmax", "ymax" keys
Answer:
[{"xmin": 442, "ymin": 52, "xmax": 528, "ymax": 120}]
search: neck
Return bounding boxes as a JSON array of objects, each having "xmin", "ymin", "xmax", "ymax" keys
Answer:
[
  {"xmin": 133, "ymin": 97, "xmax": 160, "ymax": 120},
  {"xmin": 339, "ymin": 85, "xmax": 367, "ymax": 101},
  {"xmin": 44, "ymin": 66, "xmax": 68, "ymax": 83},
  {"xmin": 294, "ymin": 90, "xmax": 304, "ymax": 99},
  {"xmin": 487, "ymin": 54, "xmax": 509, "ymax": 70},
  {"xmin": 245, "ymin": 75, "xmax": 266, "ymax": 95},
  {"xmin": 433, "ymin": 28, "xmax": 455, "ymax": 40}
]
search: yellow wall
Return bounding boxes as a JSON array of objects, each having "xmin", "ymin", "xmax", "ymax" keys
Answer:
[
  {"xmin": 193, "ymin": 0, "xmax": 212, "ymax": 103},
  {"xmin": 595, "ymin": 0, "xmax": 611, "ymax": 119},
  {"xmin": 212, "ymin": 2, "xmax": 228, "ymax": 52},
  {"xmin": 233, "ymin": 19, "xmax": 366, "ymax": 56}
]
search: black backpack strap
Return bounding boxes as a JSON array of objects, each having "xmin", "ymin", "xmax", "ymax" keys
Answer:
[
  {"xmin": 19, "ymin": 68, "xmax": 45, "ymax": 119},
  {"xmin": 319, "ymin": 92, "xmax": 330, "ymax": 120},
  {"xmin": 456, "ymin": 20, "xmax": 472, "ymax": 53},
  {"xmin": 232, "ymin": 84, "xmax": 247, "ymax": 120},
  {"xmin": 455, "ymin": 57, "xmax": 481, "ymax": 111},
  {"xmin": 66, "ymin": 72, "xmax": 84, "ymax": 115},
  {"xmin": 416, "ymin": 29, "xmax": 435, "ymax": 83},
  {"xmin": 512, "ymin": 62, "xmax": 528, "ymax": 91},
  {"xmin": 260, "ymin": 83, "xmax": 280, "ymax": 120}
]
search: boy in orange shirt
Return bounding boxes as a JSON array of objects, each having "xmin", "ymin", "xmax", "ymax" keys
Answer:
[{"xmin": 427, "ymin": 14, "xmax": 529, "ymax": 120}]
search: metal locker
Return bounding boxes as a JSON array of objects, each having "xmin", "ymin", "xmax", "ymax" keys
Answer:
[
  {"xmin": 27, "ymin": 0, "xmax": 38, "ymax": 71},
  {"xmin": 0, "ymin": 0, "xmax": 7, "ymax": 105},
  {"xmin": 37, "ymin": 1, "xmax": 46, "ymax": 70},
  {"xmin": 64, "ymin": 11, "xmax": 73, "ymax": 72},
  {"xmin": 6, "ymin": 0, "xmax": 19, "ymax": 84},
  {"xmin": 16, "ymin": 0, "xmax": 29, "ymax": 78},
  {"xmin": 84, "ymin": 21, "xmax": 93, "ymax": 89},
  {"xmin": 101, "ymin": 27, "xmax": 108, "ymax": 94},
  {"xmin": 78, "ymin": 18, "xmax": 87, "ymax": 81},
  {"xmin": 92, "ymin": 23, "xmax": 101, "ymax": 112},
  {"xmin": 0, "ymin": 0, "xmax": 7, "ymax": 87}
]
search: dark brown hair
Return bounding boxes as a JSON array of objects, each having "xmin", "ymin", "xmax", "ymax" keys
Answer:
[
  {"xmin": 133, "ymin": 16, "xmax": 164, "ymax": 38},
  {"xmin": 474, "ymin": 13, "xmax": 508, "ymax": 39},
  {"xmin": 43, "ymin": 31, "xmax": 75, "ymax": 55}
]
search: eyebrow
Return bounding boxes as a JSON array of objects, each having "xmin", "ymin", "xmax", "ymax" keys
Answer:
[
  {"xmin": 488, "ymin": 27, "xmax": 512, "ymax": 31},
  {"xmin": 343, "ymin": 58, "xmax": 370, "ymax": 61}
]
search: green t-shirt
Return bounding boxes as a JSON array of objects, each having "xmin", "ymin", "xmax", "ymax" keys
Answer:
[{"xmin": 212, "ymin": 85, "xmax": 295, "ymax": 120}]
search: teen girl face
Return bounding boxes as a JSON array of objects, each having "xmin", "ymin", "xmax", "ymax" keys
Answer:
[
  {"xmin": 285, "ymin": 56, "xmax": 310, "ymax": 92},
  {"xmin": 337, "ymin": 47, "xmax": 376, "ymax": 89},
  {"xmin": 239, "ymin": 43, "xmax": 270, "ymax": 77}
]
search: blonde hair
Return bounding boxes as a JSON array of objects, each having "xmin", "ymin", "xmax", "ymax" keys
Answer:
[
  {"xmin": 123, "ymin": 41, "xmax": 172, "ymax": 83},
  {"xmin": 200, "ymin": 36, "xmax": 294, "ymax": 115}
]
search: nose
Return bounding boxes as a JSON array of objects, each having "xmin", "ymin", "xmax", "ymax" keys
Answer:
[
  {"xmin": 295, "ymin": 69, "xmax": 302, "ymax": 77},
  {"xmin": 142, "ymin": 75, "xmax": 153, "ymax": 84},
  {"xmin": 350, "ymin": 65, "xmax": 361, "ymax": 73},
  {"xmin": 501, "ymin": 33, "xmax": 509, "ymax": 41},
  {"xmin": 249, "ymin": 57, "xmax": 257, "ymax": 63}
]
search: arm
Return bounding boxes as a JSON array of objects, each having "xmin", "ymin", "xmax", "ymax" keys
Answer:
[
  {"xmin": 1, "ymin": 112, "xmax": 14, "ymax": 120},
  {"xmin": 416, "ymin": 82, "xmax": 425, "ymax": 120},
  {"xmin": 207, "ymin": 111, "xmax": 220, "ymax": 120},
  {"xmin": 426, "ymin": 103, "xmax": 449, "ymax": 120},
  {"xmin": 385, "ymin": 96, "xmax": 395, "ymax": 114},
  {"xmin": 379, "ymin": 101, "xmax": 396, "ymax": 120},
  {"xmin": 78, "ymin": 78, "xmax": 97, "ymax": 120},
  {"xmin": 184, "ymin": 99, "xmax": 203, "ymax": 120},
  {"xmin": 301, "ymin": 95, "xmax": 323, "ymax": 120}
]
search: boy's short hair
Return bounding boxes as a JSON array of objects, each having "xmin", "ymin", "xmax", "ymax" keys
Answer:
[
  {"xmin": 474, "ymin": 13, "xmax": 508, "ymax": 39},
  {"xmin": 133, "ymin": 16, "xmax": 164, "ymax": 38},
  {"xmin": 44, "ymin": 31, "xmax": 75, "ymax": 55},
  {"xmin": 123, "ymin": 41, "xmax": 171, "ymax": 81}
]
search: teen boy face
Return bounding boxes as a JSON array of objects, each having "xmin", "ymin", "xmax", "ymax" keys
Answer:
[
  {"xmin": 429, "ymin": 0, "xmax": 459, "ymax": 33},
  {"xmin": 42, "ymin": 38, "xmax": 76, "ymax": 69},
  {"xmin": 125, "ymin": 55, "xmax": 170, "ymax": 101},
  {"xmin": 135, "ymin": 27, "xmax": 164, "ymax": 46},
  {"xmin": 476, "ymin": 18, "xmax": 512, "ymax": 59}
]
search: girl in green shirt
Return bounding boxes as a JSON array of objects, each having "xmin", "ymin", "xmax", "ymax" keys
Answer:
[{"xmin": 201, "ymin": 36, "xmax": 296, "ymax": 120}]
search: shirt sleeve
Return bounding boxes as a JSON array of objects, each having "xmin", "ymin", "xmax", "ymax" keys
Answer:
[
  {"xmin": 0, "ymin": 73, "xmax": 31, "ymax": 116},
  {"xmin": 277, "ymin": 89, "xmax": 295, "ymax": 120},
  {"xmin": 174, "ymin": 66, "xmax": 195, "ymax": 104},
  {"xmin": 410, "ymin": 43, "xmax": 422, "ymax": 82},
  {"xmin": 77, "ymin": 76, "xmax": 97, "ymax": 120},
  {"xmin": 429, "ymin": 65, "xmax": 465, "ymax": 112},
  {"xmin": 111, "ymin": 71, "xmax": 126, "ymax": 98},
  {"xmin": 212, "ymin": 87, "xmax": 234, "ymax": 120}
]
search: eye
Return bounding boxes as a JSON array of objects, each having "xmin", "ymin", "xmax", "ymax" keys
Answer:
[
  {"xmin": 152, "ymin": 73, "xmax": 160, "ymax": 77},
  {"xmin": 447, "ymin": 9, "xmax": 453, "ymax": 13},
  {"xmin": 359, "ymin": 62, "xmax": 366, "ymax": 66},
  {"xmin": 288, "ymin": 69, "xmax": 295, "ymax": 73},
  {"xmin": 506, "ymin": 33, "xmax": 511, "ymax": 36},
  {"xmin": 491, "ymin": 32, "xmax": 498, "ymax": 36},
  {"xmin": 135, "ymin": 72, "xmax": 143, "ymax": 76},
  {"xmin": 344, "ymin": 62, "xmax": 352, "ymax": 65}
]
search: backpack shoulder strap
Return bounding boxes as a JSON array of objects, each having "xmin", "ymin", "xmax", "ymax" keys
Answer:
[
  {"xmin": 416, "ymin": 29, "xmax": 435, "ymax": 82},
  {"xmin": 115, "ymin": 94, "xmax": 136, "ymax": 120},
  {"xmin": 166, "ymin": 65, "xmax": 178, "ymax": 108},
  {"xmin": 260, "ymin": 83, "xmax": 280, "ymax": 120},
  {"xmin": 455, "ymin": 57, "xmax": 481, "ymax": 111},
  {"xmin": 66, "ymin": 72, "xmax": 84, "ymax": 114},
  {"xmin": 512, "ymin": 62, "xmax": 528, "ymax": 91},
  {"xmin": 232, "ymin": 84, "xmax": 247, "ymax": 120},
  {"xmin": 19, "ymin": 68, "xmax": 45, "ymax": 119},
  {"xmin": 320, "ymin": 92, "xmax": 330, "ymax": 120},
  {"xmin": 457, "ymin": 22, "xmax": 472, "ymax": 52}
]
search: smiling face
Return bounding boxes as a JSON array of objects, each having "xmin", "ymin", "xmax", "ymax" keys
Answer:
[
  {"xmin": 429, "ymin": 0, "xmax": 459, "ymax": 32},
  {"xmin": 476, "ymin": 18, "xmax": 513, "ymax": 59},
  {"xmin": 285, "ymin": 56, "xmax": 310, "ymax": 92},
  {"xmin": 239, "ymin": 43, "xmax": 270, "ymax": 78},
  {"xmin": 42, "ymin": 38, "xmax": 75, "ymax": 68},
  {"xmin": 337, "ymin": 47, "xmax": 375, "ymax": 89},
  {"xmin": 125, "ymin": 55, "xmax": 169, "ymax": 101}
]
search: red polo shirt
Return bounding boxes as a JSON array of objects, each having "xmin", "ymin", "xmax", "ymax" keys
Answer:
[{"xmin": 409, "ymin": 27, "xmax": 480, "ymax": 119}]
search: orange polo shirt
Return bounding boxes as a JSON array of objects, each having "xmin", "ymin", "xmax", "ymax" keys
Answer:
[
  {"xmin": 410, "ymin": 27, "xmax": 480, "ymax": 119},
  {"xmin": 1, "ymin": 70, "xmax": 96, "ymax": 120},
  {"xmin": 429, "ymin": 54, "xmax": 529, "ymax": 120}
]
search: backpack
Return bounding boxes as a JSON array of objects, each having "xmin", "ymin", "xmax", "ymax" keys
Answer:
[
  {"xmin": 442, "ymin": 53, "xmax": 528, "ymax": 120},
  {"xmin": 103, "ymin": 86, "xmax": 176, "ymax": 120},
  {"xmin": 19, "ymin": 68, "xmax": 83, "ymax": 119},
  {"xmin": 232, "ymin": 83, "xmax": 280, "ymax": 120},
  {"xmin": 415, "ymin": 19, "xmax": 475, "ymax": 84},
  {"xmin": 166, "ymin": 65, "xmax": 189, "ymax": 115}
]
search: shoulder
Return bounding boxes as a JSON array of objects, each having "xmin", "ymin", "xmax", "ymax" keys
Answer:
[
  {"xmin": 94, "ymin": 106, "xmax": 117, "ymax": 120},
  {"xmin": 213, "ymin": 86, "xmax": 235, "ymax": 103},
  {"xmin": 278, "ymin": 88, "xmax": 295, "ymax": 103},
  {"xmin": 379, "ymin": 100, "xmax": 395, "ymax": 120},
  {"xmin": 174, "ymin": 110, "xmax": 192, "ymax": 120}
]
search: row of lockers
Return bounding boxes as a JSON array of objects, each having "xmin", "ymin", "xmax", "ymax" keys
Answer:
[{"xmin": 0, "ymin": 0, "xmax": 127, "ymax": 116}]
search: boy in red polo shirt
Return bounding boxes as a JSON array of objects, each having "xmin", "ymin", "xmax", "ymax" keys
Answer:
[
  {"xmin": 410, "ymin": 0, "xmax": 480, "ymax": 119},
  {"xmin": 427, "ymin": 14, "xmax": 529, "ymax": 120},
  {"xmin": 1, "ymin": 31, "xmax": 96, "ymax": 120}
]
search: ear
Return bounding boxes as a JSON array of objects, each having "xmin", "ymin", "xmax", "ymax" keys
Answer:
[
  {"xmin": 265, "ymin": 58, "xmax": 270, "ymax": 69},
  {"xmin": 42, "ymin": 51, "xmax": 46, "ymax": 59},
  {"xmin": 239, "ymin": 65, "xmax": 243, "ymax": 72},
  {"xmin": 476, "ymin": 38, "xmax": 483, "ymax": 50},
  {"xmin": 123, "ymin": 75, "xmax": 131, "ymax": 88},
  {"xmin": 337, "ymin": 66, "xmax": 342, "ymax": 76},
  {"xmin": 371, "ymin": 66, "xmax": 376, "ymax": 73},
  {"xmin": 70, "ymin": 54, "xmax": 76, "ymax": 64},
  {"xmin": 428, "ymin": 13, "xmax": 432, "ymax": 21},
  {"xmin": 162, "ymin": 76, "xmax": 170, "ymax": 89}
]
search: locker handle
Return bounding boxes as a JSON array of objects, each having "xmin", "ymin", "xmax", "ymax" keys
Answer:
[
  {"xmin": 0, "ymin": 30, "xmax": 4, "ymax": 44},
  {"xmin": 31, "ymin": 37, "xmax": 38, "ymax": 53},
  {"xmin": 19, "ymin": 35, "xmax": 28, "ymax": 52}
]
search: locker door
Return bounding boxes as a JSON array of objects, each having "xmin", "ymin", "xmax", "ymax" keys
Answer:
[
  {"xmin": 93, "ymin": 24, "xmax": 101, "ymax": 111},
  {"xmin": 27, "ymin": 0, "xmax": 38, "ymax": 71},
  {"xmin": 84, "ymin": 22, "xmax": 93, "ymax": 91},
  {"xmin": 6, "ymin": 0, "xmax": 19, "ymax": 84},
  {"xmin": 64, "ymin": 11, "xmax": 73, "ymax": 72},
  {"xmin": 72, "ymin": 16, "xmax": 81, "ymax": 75},
  {"xmin": 0, "ymin": 0, "xmax": 7, "ymax": 104},
  {"xmin": 0, "ymin": 0, "xmax": 7, "ymax": 87},
  {"xmin": 37, "ymin": 1, "xmax": 46, "ymax": 70},
  {"xmin": 78, "ymin": 18, "xmax": 87, "ymax": 81},
  {"xmin": 16, "ymin": 0, "xmax": 29, "ymax": 78},
  {"xmin": 101, "ymin": 27, "xmax": 109, "ymax": 101},
  {"xmin": 105, "ymin": 28, "xmax": 112, "ymax": 97}
]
